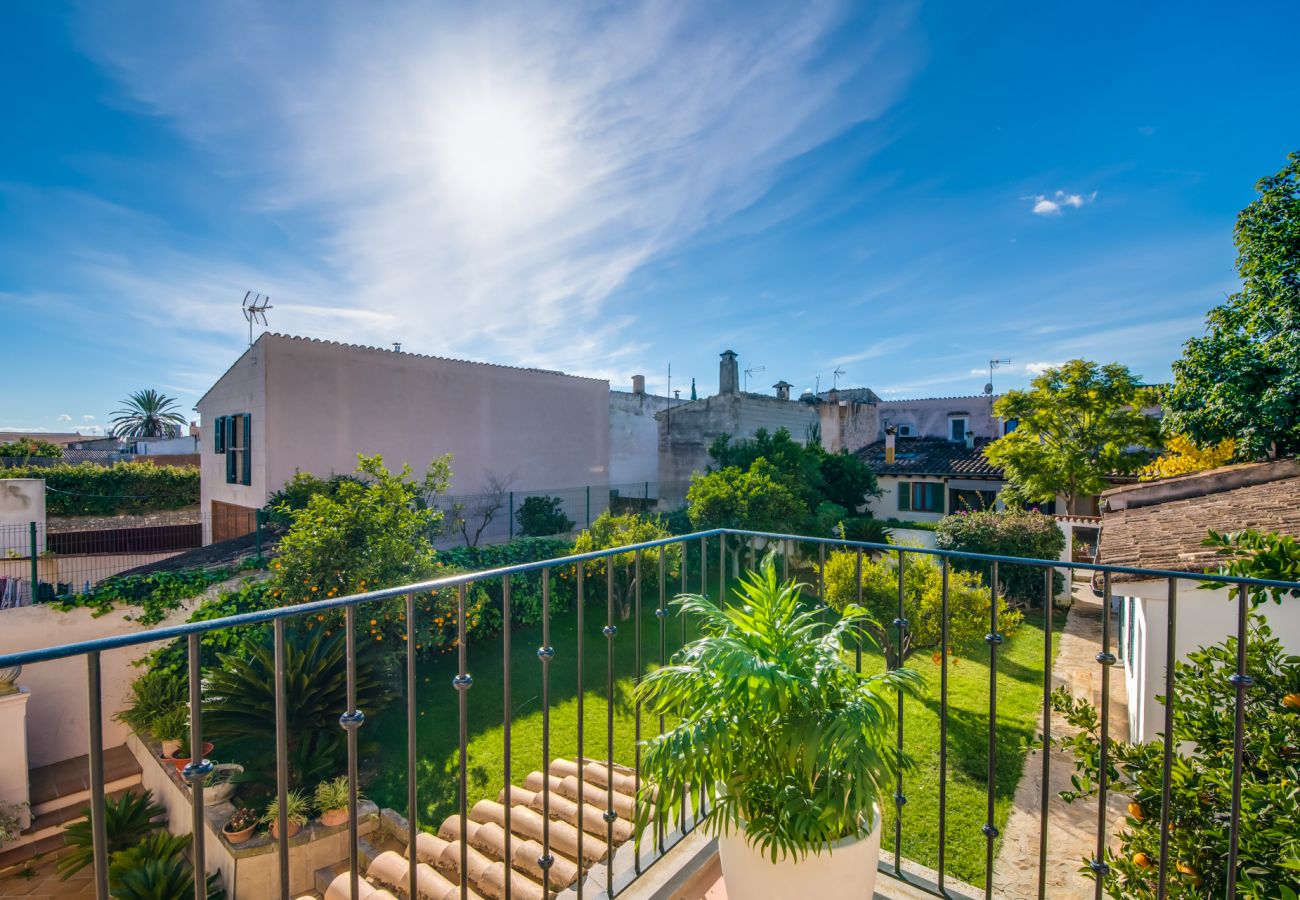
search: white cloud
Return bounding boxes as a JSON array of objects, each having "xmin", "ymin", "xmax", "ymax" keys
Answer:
[
  {"xmin": 1029, "ymin": 190, "xmax": 1097, "ymax": 216},
  {"xmin": 82, "ymin": 414, "xmax": 96, "ymax": 422},
  {"xmin": 77, "ymin": 426, "xmax": 106, "ymax": 436},
  {"xmin": 57, "ymin": 414, "xmax": 72, "ymax": 422},
  {"xmin": 1024, "ymin": 361, "xmax": 1062, "ymax": 375},
  {"xmin": 71, "ymin": 2, "xmax": 921, "ymax": 374}
]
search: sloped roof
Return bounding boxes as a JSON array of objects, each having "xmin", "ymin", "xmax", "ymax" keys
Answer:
[
  {"xmin": 1099, "ymin": 459, "xmax": 1300, "ymax": 577},
  {"xmin": 856, "ymin": 437, "xmax": 1003, "ymax": 478}
]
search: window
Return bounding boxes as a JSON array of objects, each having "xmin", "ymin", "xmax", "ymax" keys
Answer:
[
  {"xmin": 1003, "ymin": 418, "xmax": 1019, "ymax": 435},
  {"xmin": 213, "ymin": 416, "xmax": 227, "ymax": 453},
  {"xmin": 949, "ymin": 417, "xmax": 968, "ymax": 442},
  {"xmin": 898, "ymin": 481, "xmax": 944, "ymax": 513},
  {"xmin": 949, "ymin": 488, "xmax": 996, "ymax": 513},
  {"xmin": 896, "ymin": 424, "xmax": 914, "ymax": 437},
  {"xmin": 223, "ymin": 413, "xmax": 252, "ymax": 486}
]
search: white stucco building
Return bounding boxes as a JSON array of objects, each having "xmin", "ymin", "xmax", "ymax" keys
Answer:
[{"xmin": 196, "ymin": 334, "xmax": 612, "ymax": 543}]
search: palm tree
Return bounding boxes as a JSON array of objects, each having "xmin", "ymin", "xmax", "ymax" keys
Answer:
[{"xmin": 109, "ymin": 389, "xmax": 188, "ymax": 438}]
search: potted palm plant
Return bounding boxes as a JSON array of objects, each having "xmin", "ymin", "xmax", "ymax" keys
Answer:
[
  {"xmin": 313, "ymin": 776, "xmax": 359, "ymax": 828},
  {"xmin": 262, "ymin": 790, "xmax": 309, "ymax": 839},
  {"xmin": 636, "ymin": 556, "xmax": 919, "ymax": 900}
]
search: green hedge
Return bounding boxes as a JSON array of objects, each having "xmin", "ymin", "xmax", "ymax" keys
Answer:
[
  {"xmin": 934, "ymin": 509, "xmax": 1066, "ymax": 605},
  {"xmin": 1, "ymin": 462, "xmax": 199, "ymax": 516}
]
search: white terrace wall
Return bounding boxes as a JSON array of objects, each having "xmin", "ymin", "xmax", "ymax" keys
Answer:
[{"xmin": 0, "ymin": 479, "xmax": 45, "ymax": 553}]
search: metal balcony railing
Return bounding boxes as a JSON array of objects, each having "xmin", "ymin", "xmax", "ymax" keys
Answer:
[{"xmin": 2, "ymin": 528, "xmax": 1298, "ymax": 900}]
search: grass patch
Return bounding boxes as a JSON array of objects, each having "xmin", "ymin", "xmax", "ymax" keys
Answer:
[{"xmin": 366, "ymin": 581, "xmax": 1063, "ymax": 890}]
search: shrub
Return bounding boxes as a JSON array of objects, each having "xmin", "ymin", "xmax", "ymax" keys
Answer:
[
  {"xmin": 934, "ymin": 508, "xmax": 1065, "ymax": 606},
  {"xmin": 807, "ymin": 501, "xmax": 849, "ymax": 537},
  {"xmin": 0, "ymin": 438, "xmax": 62, "ymax": 459},
  {"xmin": 515, "ymin": 495, "xmax": 574, "ymax": 536},
  {"xmin": 263, "ymin": 470, "xmax": 364, "ymax": 527},
  {"xmin": 262, "ymin": 790, "xmax": 311, "ymax": 828},
  {"xmin": 107, "ymin": 831, "xmax": 192, "ymax": 895},
  {"xmin": 110, "ymin": 852, "xmax": 224, "ymax": 900},
  {"xmin": 60, "ymin": 790, "xmax": 165, "ymax": 878},
  {"xmin": 686, "ymin": 459, "xmax": 806, "ymax": 534},
  {"xmin": 572, "ymin": 512, "xmax": 680, "ymax": 619},
  {"xmin": 822, "ymin": 548, "xmax": 1019, "ymax": 667},
  {"xmin": 1050, "ymin": 617, "xmax": 1300, "ymax": 898},
  {"xmin": 0, "ymin": 461, "xmax": 198, "ymax": 516},
  {"xmin": 116, "ymin": 668, "xmax": 188, "ymax": 737},
  {"xmin": 834, "ymin": 517, "xmax": 892, "ymax": 545},
  {"xmin": 314, "ymin": 776, "xmax": 361, "ymax": 813},
  {"xmin": 636, "ymin": 557, "xmax": 920, "ymax": 860},
  {"xmin": 56, "ymin": 564, "xmax": 251, "ymax": 624}
]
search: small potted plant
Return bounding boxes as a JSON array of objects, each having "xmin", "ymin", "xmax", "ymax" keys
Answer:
[
  {"xmin": 262, "ymin": 790, "xmax": 309, "ymax": 840},
  {"xmin": 151, "ymin": 705, "xmax": 188, "ymax": 760},
  {"xmin": 166, "ymin": 732, "xmax": 215, "ymax": 774},
  {"xmin": 313, "ymin": 776, "xmax": 359, "ymax": 828},
  {"xmin": 222, "ymin": 807, "xmax": 258, "ymax": 844},
  {"xmin": 203, "ymin": 763, "xmax": 244, "ymax": 804},
  {"xmin": 635, "ymin": 556, "xmax": 919, "ymax": 900}
]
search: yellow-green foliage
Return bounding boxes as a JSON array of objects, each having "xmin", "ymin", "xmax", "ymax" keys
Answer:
[
  {"xmin": 822, "ymin": 548, "xmax": 1020, "ymax": 665},
  {"xmin": 571, "ymin": 511, "xmax": 680, "ymax": 618},
  {"xmin": 1139, "ymin": 434, "xmax": 1236, "ymax": 480}
]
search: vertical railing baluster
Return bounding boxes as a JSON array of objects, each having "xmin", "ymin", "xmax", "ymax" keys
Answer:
[
  {"xmin": 656, "ymin": 548, "xmax": 667, "ymax": 854},
  {"xmin": 538, "ymin": 568, "xmax": 555, "ymax": 899},
  {"xmin": 855, "ymin": 548, "xmax": 863, "ymax": 674},
  {"xmin": 634, "ymin": 547, "xmax": 643, "ymax": 875},
  {"xmin": 273, "ymin": 619, "xmax": 291, "ymax": 899},
  {"xmin": 454, "ymin": 584, "xmax": 472, "ymax": 900},
  {"xmin": 984, "ymin": 561, "xmax": 1002, "ymax": 893},
  {"xmin": 406, "ymin": 593, "xmax": 419, "ymax": 900},
  {"xmin": 818, "ymin": 542, "xmax": 825, "ymax": 602},
  {"xmin": 1091, "ymin": 572, "xmax": 1114, "ymax": 897},
  {"xmin": 576, "ymin": 565, "xmax": 585, "ymax": 900},
  {"xmin": 718, "ymin": 532, "xmax": 725, "ymax": 602},
  {"xmin": 604, "ymin": 561, "xmax": 617, "ymax": 899},
  {"xmin": 748, "ymin": 537, "xmax": 756, "ymax": 574},
  {"xmin": 679, "ymin": 541, "xmax": 687, "ymax": 836},
  {"xmin": 894, "ymin": 548, "xmax": 907, "ymax": 874},
  {"xmin": 938, "ymin": 559, "xmax": 949, "ymax": 894},
  {"xmin": 343, "ymin": 606, "xmax": 364, "ymax": 899},
  {"xmin": 782, "ymin": 539, "xmax": 789, "ymax": 583},
  {"xmin": 185, "ymin": 633, "xmax": 212, "ymax": 900},
  {"xmin": 1226, "ymin": 581, "xmax": 1250, "ymax": 898},
  {"xmin": 1156, "ymin": 577, "xmax": 1176, "ymax": 900},
  {"xmin": 1038, "ymin": 567, "xmax": 1053, "ymax": 900},
  {"xmin": 86, "ymin": 651, "xmax": 109, "ymax": 900},
  {"xmin": 699, "ymin": 537, "xmax": 708, "ymax": 819},
  {"xmin": 503, "ymin": 576, "xmax": 513, "ymax": 900}
]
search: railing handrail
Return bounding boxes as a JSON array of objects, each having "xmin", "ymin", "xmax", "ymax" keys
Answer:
[{"xmin": 4, "ymin": 526, "xmax": 1298, "ymax": 669}]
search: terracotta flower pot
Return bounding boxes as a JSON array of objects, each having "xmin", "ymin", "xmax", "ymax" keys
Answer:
[
  {"xmin": 270, "ymin": 819, "xmax": 302, "ymax": 840},
  {"xmin": 717, "ymin": 806, "xmax": 882, "ymax": 900},
  {"xmin": 160, "ymin": 739, "xmax": 182, "ymax": 759},
  {"xmin": 319, "ymin": 808, "xmax": 348, "ymax": 827},
  {"xmin": 223, "ymin": 821, "xmax": 256, "ymax": 844},
  {"xmin": 166, "ymin": 742, "xmax": 214, "ymax": 773}
]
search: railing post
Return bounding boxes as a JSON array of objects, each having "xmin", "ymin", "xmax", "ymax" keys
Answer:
[
  {"xmin": 538, "ymin": 570, "xmax": 555, "ymax": 898},
  {"xmin": 1090, "ymin": 572, "xmax": 1115, "ymax": 895},
  {"xmin": 1226, "ymin": 581, "xmax": 1251, "ymax": 897},
  {"xmin": 86, "ymin": 652, "xmax": 109, "ymax": 900},
  {"xmin": 604, "ymin": 560, "xmax": 617, "ymax": 898},
  {"xmin": 894, "ymin": 548, "xmax": 908, "ymax": 873},
  {"xmin": 273, "ymin": 618, "xmax": 290, "ymax": 899},
  {"xmin": 1037, "ymin": 565, "xmax": 1054, "ymax": 900},
  {"xmin": 938, "ymin": 558, "xmax": 950, "ymax": 893},
  {"xmin": 984, "ymin": 560, "xmax": 1002, "ymax": 892},
  {"xmin": 341, "ymin": 607, "xmax": 365, "ymax": 899},
  {"xmin": 406, "ymin": 592, "xmax": 419, "ymax": 900},
  {"xmin": 29, "ymin": 521, "xmax": 38, "ymax": 604},
  {"xmin": 183, "ymin": 633, "xmax": 213, "ymax": 900},
  {"xmin": 1156, "ymin": 577, "xmax": 1177, "ymax": 900}
]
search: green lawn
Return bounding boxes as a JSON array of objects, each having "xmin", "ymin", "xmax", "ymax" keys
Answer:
[{"xmin": 366, "ymin": 586, "xmax": 1063, "ymax": 890}]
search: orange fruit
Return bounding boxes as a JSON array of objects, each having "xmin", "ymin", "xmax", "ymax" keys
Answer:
[
  {"xmin": 1132, "ymin": 853, "xmax": 1152, "ymax": 869},
  {"xmin": 1176, "ymin": 862, "xmax": 1197, "ymax": 877},
  {"xmin": 1127, "ymin": 802, "xmax": 1145, "ymax": 821},
  {"xmin": 1282, "ymin": 693, "xmax": 1300, "ymax": 710}
]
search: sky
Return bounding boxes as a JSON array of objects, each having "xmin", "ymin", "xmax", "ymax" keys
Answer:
[{"xmin": 2, "ymin": 1, "xmax": 1297, "ymax": 434}]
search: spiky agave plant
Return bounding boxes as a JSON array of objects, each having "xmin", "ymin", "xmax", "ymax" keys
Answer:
[{"xmin": 635, "ymin": 554, "xmax": 921, "ymax": 863}]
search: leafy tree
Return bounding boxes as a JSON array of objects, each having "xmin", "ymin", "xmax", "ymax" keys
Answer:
[
  {"xmin": 203, "ymin": 627, "xmax": 388, "ymax": 791},
  {"xmin": 0, "ymin": 437, "xmax": 62, "ymax": 460},
  {"xmin": 686, "ymin": 459, "xmax": 806, "ymax": 534},
  {"xmin": 1139, "ymin": 434, "xmax": 1236, "ymax": 481},
  {"xmin": 263, "ymin": 470, "xmax": 362, "ymax": 527},
  {"xmin": 571, "ymin": 512, "xmax": 679, "ymax": 619},
  {"xmin": 934, "ymin": 508, "xmax": 1066, "ymax": 606},
  {"xmin": 1164, "ymin": 152, "xmax": 1300, "ymax": 459},
  {"xmin": 270, "ymin": 454, "xmax": 450, "ymax": 603},
  {"xmin": 984, "ymin": 360, "xmax": 1161, "ymax": 513},
  {"xmin": 516, "ymin": 495, "xmax": 574, "ymax": 536},
  {"xmin": 109, "ymin": 389, "xmax": 188, "ymax": 438},
  {"xmin": 1050, "ymin": 618, "xmax": 1300, "ymax": 898},
  {"xmin": 1201, "ymin": 528, "xmax": 1300, "ymax": 606},
  {"xmin": 822, "ymin": 548, "xmax": 1017, "ymax": 667},
  {"xmin": 707, "ymin": 427, "xmax": 879, "ymax": 513},
  {"xmin": 817, "ymin": 449, "xmax": 880, "ymax": 511},
  {"xmin": 635, "ymin": 557, "xmax": 920, "ymax": 862}
]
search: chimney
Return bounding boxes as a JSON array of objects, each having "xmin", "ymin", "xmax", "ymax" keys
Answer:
[
  {"xmin": 885, "ymin": 425, "xmax": 897, "ymax": 465},
  {"xmin": 631, "ymin": 374, "xmax": 645, "ymax": 395},
  {"xmin": 965, "ymin": 430, "xmax": 975, "ymax": 450},
  {"xmin": 718, "ymin": 350, "xmax": 739, "ymax": 395},
  {"xmin": 773, "ymin": 380, "xmax": 792, "ymax": 401}
]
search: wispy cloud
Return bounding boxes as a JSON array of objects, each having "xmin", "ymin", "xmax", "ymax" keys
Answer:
[
  {"xmin": 57, "ymin": 414, "xmax": 72, "ymax": 422},
  {"xmin": 1023, "ymin": 361, "xmax": 1062, "ymax": 375},
  {"xmin": 1029, "ymin": 190, "xmax": 1097, "ymax": 216},
  {"xmin": 72, "ymin": 2, "xmax": 921, "ymax": 375}
]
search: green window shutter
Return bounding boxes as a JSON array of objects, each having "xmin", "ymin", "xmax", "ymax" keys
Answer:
[
  {"xmin": 214, "ymin": 416, "xmax": 226, "ymax": 453},
  {"xmin": 241, "ymin": 413, "xmax": 252, "ymax": 485},
  {"xmin": 226, "ymin": 441, "xmax": 237, "ymax": 483},
  {"xmin": 897, "ymin": 481, "xmax": 911, "ymax": 512}
]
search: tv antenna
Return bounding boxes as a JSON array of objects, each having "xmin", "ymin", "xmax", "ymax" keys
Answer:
[
  {"xmin": 241, "ymin": 291, "xmax": 273, "ymax": 346},
  {"xmin": 986, "ymin": 357, "xmax": 1011, "ymax": 396},
  {"xmin": 832, "ymin": 366, "xmax": 846, "ymax": 389},
  {"xmin": 743, "ymin": 364, "xmax": 765, "ymax": 392}
]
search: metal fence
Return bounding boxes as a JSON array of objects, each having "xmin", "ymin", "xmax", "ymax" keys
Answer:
[
  {"xmin": 1, "ymin": 528, "xmax": 1294, "ymax": 899},
  {"xmin": 0, "ymin": 450, "xmax": 133, "ymax": 467}
]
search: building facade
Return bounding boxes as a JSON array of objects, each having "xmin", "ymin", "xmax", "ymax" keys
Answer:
[
  {"xmin": 196, "ymin": 334, "xmax": 612, "ymax": 543},
  {"xmin": 609, "ymin": 376, "xmax": 674, "ymax": 489}
]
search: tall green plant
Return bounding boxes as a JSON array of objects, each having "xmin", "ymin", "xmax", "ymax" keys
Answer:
[
  {"xmin": 934, "ymin": 508, "xmax": 1066, "ymax": 606},
  {"xmin": 60, "ymin": 791, "xmax": 165, "ymax": 878},
  {"xmin": 636, "ymin": 557, "xmax": 921, "ymax": 861},
  {"xmin": 571, "ymin": 512, "xmax": 679, "ymax": 619},
  {"xmin": 109, "ymin": 389, "xmax": 189, "ymax": 439}
]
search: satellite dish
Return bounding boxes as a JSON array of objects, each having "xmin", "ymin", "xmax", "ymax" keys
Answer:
[{"xmin": 984, "ymin": 382, "xmax": 994, "ymax": 395}]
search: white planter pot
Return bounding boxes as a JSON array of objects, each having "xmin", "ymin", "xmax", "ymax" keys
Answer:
[{"xmin": 716, "ymin": 806, "xmax": 882, "ymax": 900}]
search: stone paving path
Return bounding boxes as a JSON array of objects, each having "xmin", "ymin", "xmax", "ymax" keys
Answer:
[{"xmin": 990, "ymin": 587, "xmax": 1130, "ymax": 899}]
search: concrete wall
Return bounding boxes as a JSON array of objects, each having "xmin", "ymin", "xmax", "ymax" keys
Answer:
[
  {"xmin": 0, "ymin": 479, "xmax": 44, "ymax": 552},
  {"xmin": 819, "ymin": 397, "xmax": 880, "ymax": 454},
  {"xmin": 656, "ymin": 393, "xmax": 819, "ymax": 506},
  {"xmin": 198, "ymin": 335, "xmax": 612, "ymax": 541},
  {"xmin": 1118, "ymin": 578, "xmax": 1300, "ymax": 742},
  {"xmin": 878, "ymin": 396, "xmax": 1004, "ymax": 442},
  {"xmin": 866, "ymin": 475, "xmax": 951, "ymax": 523},
  {"xmin": 609, "ymin": 390, "xmax": 673, "ymax": 486},
  {"xmin": 2, "ymin": 600, "xmax": 199, "ymax": 766},
  {"xmin": 133, "ymin": 436, "xmax": 201, "ymax": 455}
]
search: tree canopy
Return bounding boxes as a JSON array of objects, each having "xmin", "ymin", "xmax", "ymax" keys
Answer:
[
  {"xmin": 1163, "ymin": 151, "xmax": 1300, "ymax": 459},
  {"xmin": 984, "ymin": 360, "xmax": 1160, "ymax": 513},
  {"xmin": 109, "ymin": 389, "xmax": 188, "ymax": 438}
]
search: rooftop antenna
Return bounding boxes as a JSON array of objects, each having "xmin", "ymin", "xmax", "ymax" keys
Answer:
[
  {"xmin": 743, "ymin": 364, "xmax": 766, "ymax": 392},
  {"xmin": 986, "ymin": 357, "xmax": 1011, "ymax": 399},
  {"xmin": 392, "ymin": 342, "xmax": 402, "ymax": 352},
  {"xmin": 832, "ymin": 366, "xmax": 846, "ymax": 389},
  {"xmin": 241, "ymin": 291, "xmax": 272, "ymax": 346}
]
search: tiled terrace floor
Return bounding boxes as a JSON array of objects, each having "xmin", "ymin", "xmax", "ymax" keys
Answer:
[{"xmin": 0, "ymin": 855, "xmax": 96, "ymax": 899}]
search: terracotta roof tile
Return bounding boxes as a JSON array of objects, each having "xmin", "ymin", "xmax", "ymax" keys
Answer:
[{"xmin": 856, "ymin": 437, "xmax": 1003, "ymax": 478}]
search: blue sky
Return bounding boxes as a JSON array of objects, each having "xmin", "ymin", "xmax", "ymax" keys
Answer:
[{"xmin": 2, "ymin": 1, "xmax": 1297, "ymax": 433}]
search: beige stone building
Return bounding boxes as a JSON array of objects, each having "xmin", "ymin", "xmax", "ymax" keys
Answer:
[{"xmin": 195, "ymin": 334, "xmax": 611, "ymax": 543}]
